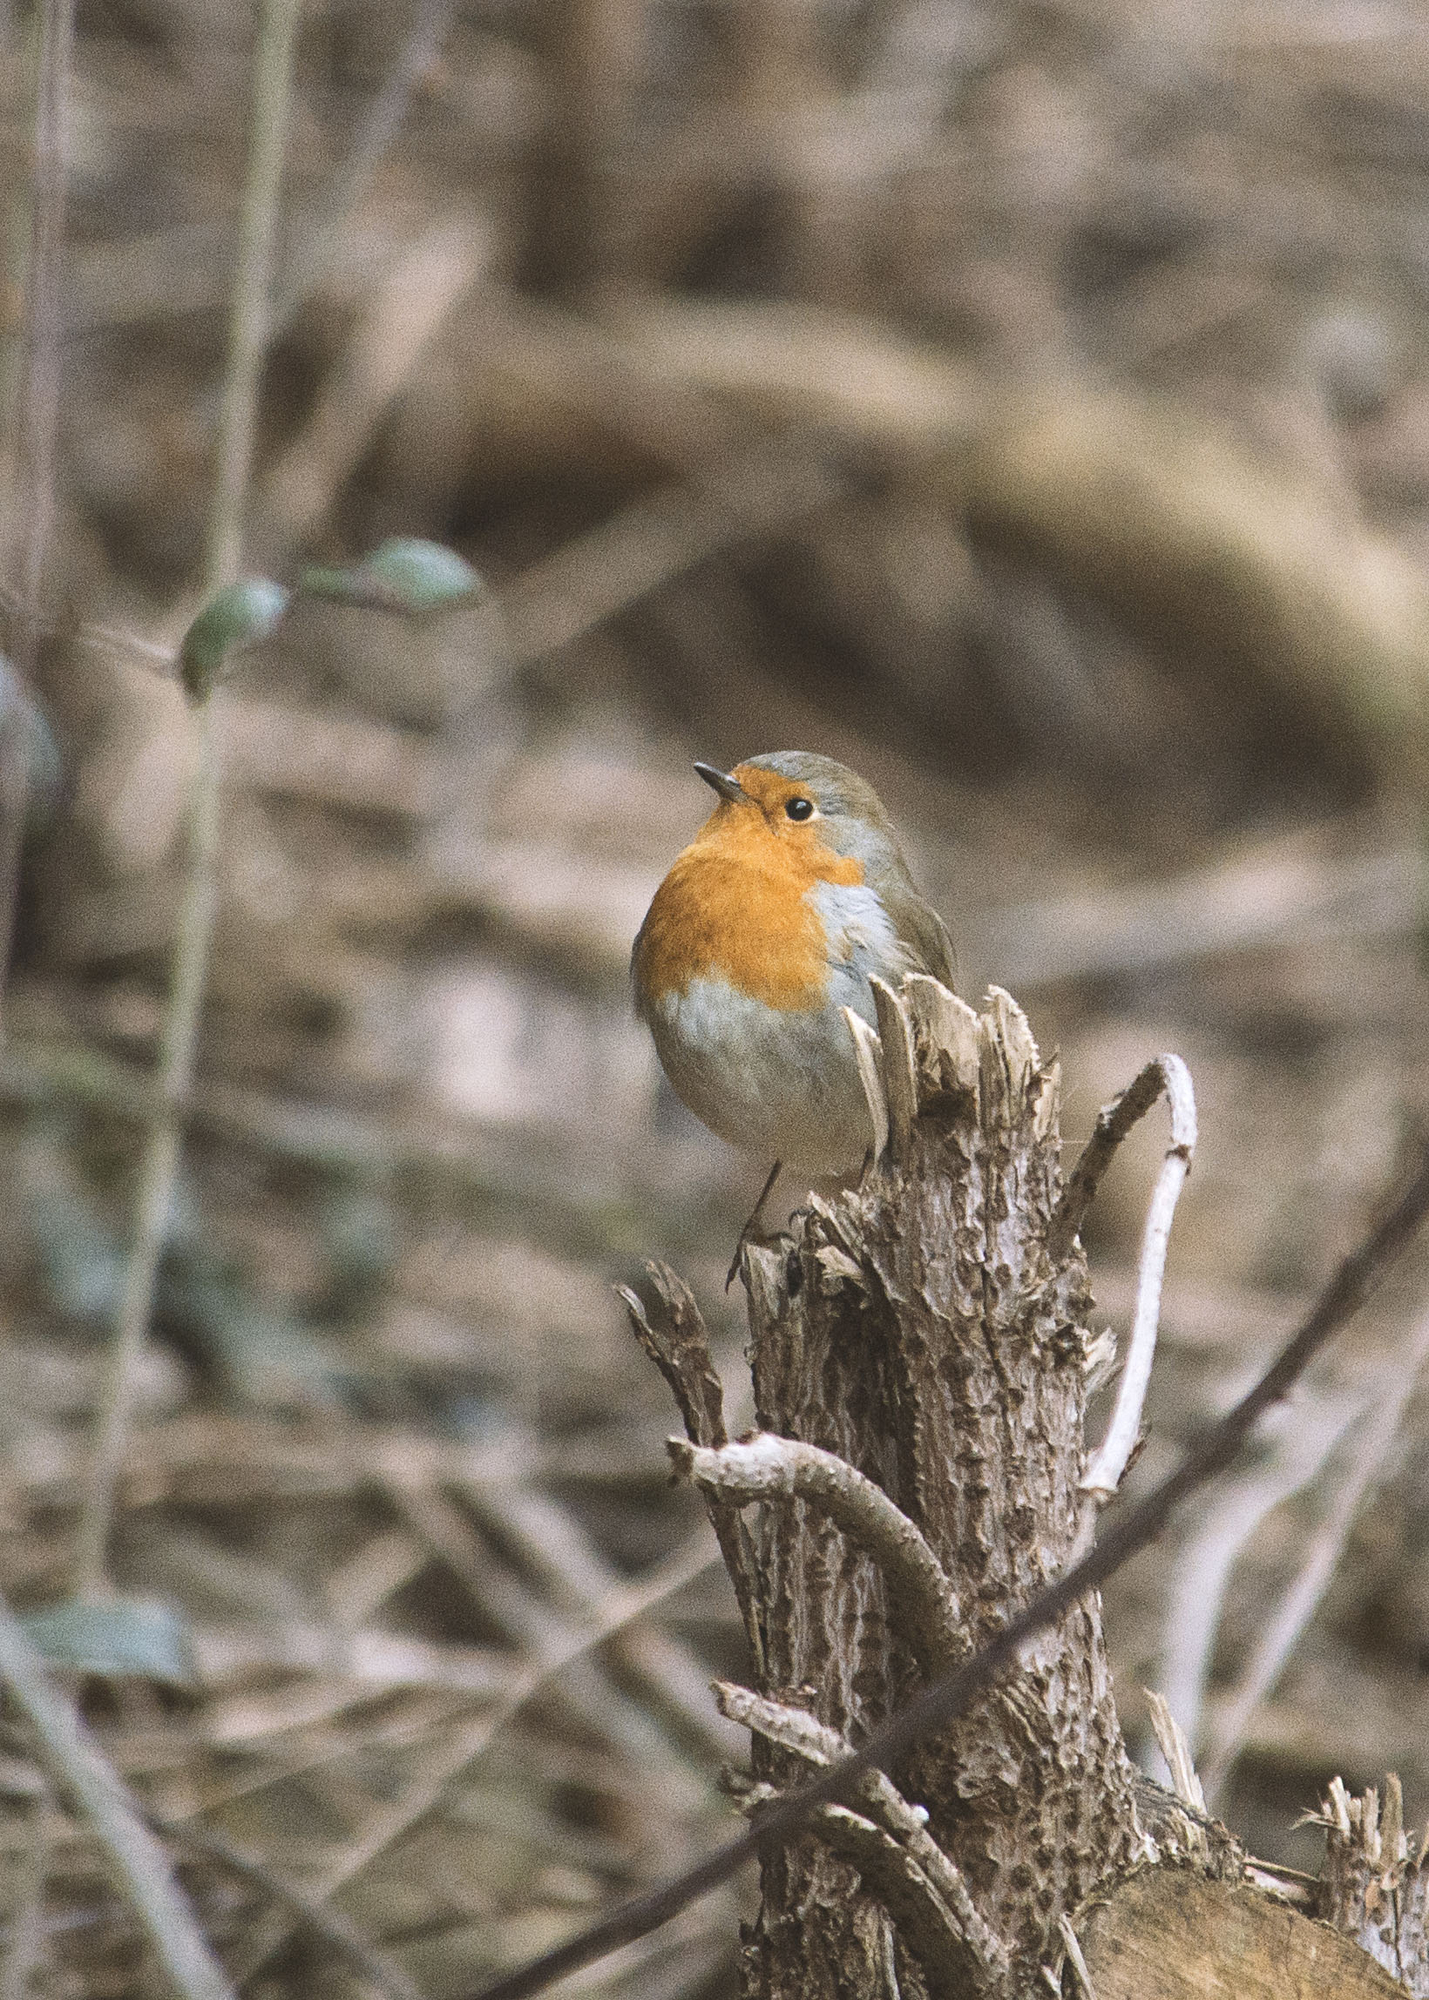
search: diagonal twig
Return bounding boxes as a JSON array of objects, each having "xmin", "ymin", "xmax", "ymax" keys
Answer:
[
  {"xmin": 1200, "ymin": 1304, "xmax": 1429, "ymax": 1802},
  {"xmin": 145, "ymin": 1811, "xmax": 422, "ymax": 2000},
  {"xmin": 273, "ymin": 0, "xmax": 459, "ymax": 320},
  {"xmin": 1052, "ymin": 1056, "xmax": 1187, "ymax": 1258},
  {"xmin": 1153, "ymin": 1390, "xmax": 1358, "ymax": 1766},
  {"xmin": 462, "ymin": 1144, "xmax": 1429, "ymax": 2000},
  {"xmin": 224, "ymin": 1526, "xmax": 721, "ymax": 1988}
]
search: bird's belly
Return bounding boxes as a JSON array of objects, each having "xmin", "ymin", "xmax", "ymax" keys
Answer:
[{"xmin": 648, "ymin": 973, "xmax": 874, "ymax": 1175}]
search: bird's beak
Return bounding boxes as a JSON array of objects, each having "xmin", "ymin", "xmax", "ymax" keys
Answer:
[{"xmin": 694, "ymin": 761, "xmax": 748, "ymax": 804}]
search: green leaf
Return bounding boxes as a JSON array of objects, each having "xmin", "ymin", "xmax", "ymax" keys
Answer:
[
  {"xmin": 364, "ymin": 538, "xmax": 482, "ymax": 611},
  {"xmin": 178, "ymin": 578, "xmax": 289, "ymax": 699},
  {"xmin": 301, "ymin": 537, "xmax": 482, "ymax": 615},
  {"xmin": 22, "ymin": 1597, "xmax": 196, "ymax": 1685}
]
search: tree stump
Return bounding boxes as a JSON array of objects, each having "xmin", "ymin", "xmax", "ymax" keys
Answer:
[{"xmin": 626, "ymin": 978, "xmax": 1429, "ymax": 1998}]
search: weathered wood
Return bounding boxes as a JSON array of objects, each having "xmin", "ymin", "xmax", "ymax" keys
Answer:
[
  {"xmin": 636, "ymin": 982, "xmax": 1429, "ymax": 1998},
  {"xmin": 1080, "ymin": 1868, "xmax": 1408, "ymax": 1999},
  {"xmin": 1315, "ymin": 1778, "xmax": 1429, "ymax": 1997},
  {"xmin": 735, "ymin": 986, "xmax": 1142, "ymax": 1997}
]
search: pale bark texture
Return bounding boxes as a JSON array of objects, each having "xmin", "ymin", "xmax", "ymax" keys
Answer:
[
  {"xmin": 635, "ymin": 983, "xmax": 1146, "ymax": 1998},
  {"xmin": 629, "ymin": 979, "xmax": 1429, "ymax": 1998},
  {"xmin": 737, "ymin": 985, "xmax": 1141, "ymax": 1998}
]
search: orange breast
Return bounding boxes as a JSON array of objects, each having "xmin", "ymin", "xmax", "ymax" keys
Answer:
[{"xmin": 634, "ymin": 808, "xmax": 864, "ymax": 1012}]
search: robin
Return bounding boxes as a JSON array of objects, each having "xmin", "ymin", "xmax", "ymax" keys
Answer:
[{"xmin": 632, "ymin": 751, "xmax": 955, "ymax": 1265}]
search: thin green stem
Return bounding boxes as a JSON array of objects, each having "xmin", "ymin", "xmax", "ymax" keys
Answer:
[
  {"xmin": 207, "ymin": 0, "xmax": 302, "ymax": 595},
  {"xmin": 0, "ymin": 7, "xmax": 39, "ymax": 562},
  {"xmin": 72, "ymin": 704, "xmax": 221, "ymax": 1593},
  {"xmin": 75, "ymin": 0, "xmax": 302, "ymax": 1598}
]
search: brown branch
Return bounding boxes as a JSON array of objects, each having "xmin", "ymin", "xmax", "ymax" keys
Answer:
[
  {"xmin": 620, "ymin": 1267, "xmax": 765, "ymax": 1677},
  {"xmin": 463, "ymin": 1143, "xmax": 1429, "ymax": 2000},
  {"xmin": 1051, "ymin": 1056, "xmax": 1180, "ymax": 1258},
  {"xmin": 712, "ymin": 1682, "xmax": 1006, "ymax": 1979},
  {"xmin": 670, "ymin": 1434, "xmax": 962, "ymax": 1673},
  {"xmin": 808, "ymin": 1805, "xmax": 980, "ymax": 2000}
]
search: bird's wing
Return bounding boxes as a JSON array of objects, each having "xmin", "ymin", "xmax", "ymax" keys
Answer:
[{"xmin": 900, "ymin": 897, "xmax": 958, "ymax": 992}]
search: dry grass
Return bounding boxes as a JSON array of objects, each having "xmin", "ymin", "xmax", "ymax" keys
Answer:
[{"xmin": 2, "ymin": 0, "xmax": 1429, "ymax": 1991}]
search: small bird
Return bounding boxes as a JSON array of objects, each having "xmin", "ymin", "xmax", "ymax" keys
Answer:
[{"xmin": 632, "ymin": 752, "xmax": 955, "ymax": 1242}]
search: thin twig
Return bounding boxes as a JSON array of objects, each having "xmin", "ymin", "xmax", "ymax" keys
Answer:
[
  {"xmin": 0, "ymin": 1587, "xmax": 233, "ymax": 2000},
  {"xmin": 670, "ymin": 1434, "xmax": 962, "ymax": 1671},
  {"xmin": 497, "ymin": 443, "xmax": 842, "ymax": 670},
  {"xmin": 0, "ymin": 0, "xmax": 74, "ymax": 1027},
  {"xmin": 1080, "ymin": 1055, "xmax": 1196, "ymax": 1504},
  {"xmin": 73, "ymin": 0, "xmax": 302, "ymax": 1598},
  {"xmin": 462, "ymin": 1145, "xmax": 1429, "ymax": 2000},
  {"xmin": 1200, "ymin": 1306, "xmax": 1429, "ymax": 1802}
]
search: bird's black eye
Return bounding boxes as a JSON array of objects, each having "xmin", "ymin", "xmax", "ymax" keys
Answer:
[{"xmin": 785, "ymin": 796, "xmax": 814, "ymax": 821}]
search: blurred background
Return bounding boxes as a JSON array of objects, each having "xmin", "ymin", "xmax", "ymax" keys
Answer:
[{"xmin": 2, "ymin": 0, "xmax": 1429, "ymax": 1992}]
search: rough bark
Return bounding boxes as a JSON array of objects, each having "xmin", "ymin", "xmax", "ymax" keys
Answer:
[
  {"xmin": 733, "ymin": 985, "xmax": 1141, "ymax": 1997},
  {"xmin": 623, "ymin": 983, "xmax": 1143, "ymax": 1997},
  {"xmin": 629, "ymin": 978, "xmax": 1429, "ymax": 1997}
]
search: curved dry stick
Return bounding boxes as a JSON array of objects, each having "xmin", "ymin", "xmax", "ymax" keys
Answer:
[
  {"xmin": 1077, "ymin": 1054, "xmax": 1197, "ymax": 1504},
  {"xmin": 669, "ymin": 1435, "xmax": 962, "ymax": 1672},
  {"xmin": 712, "ymin": 1682, "xmax": 1006, "ymax": 1978}
]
